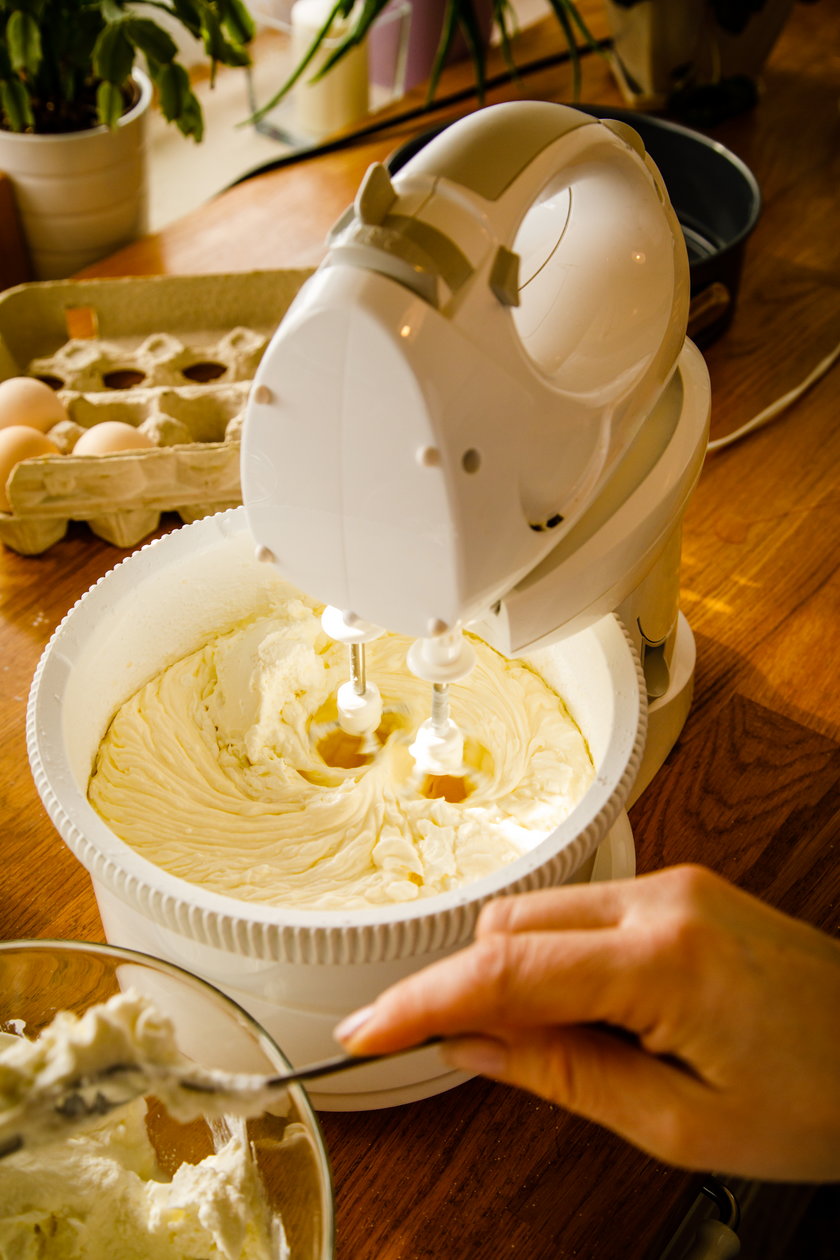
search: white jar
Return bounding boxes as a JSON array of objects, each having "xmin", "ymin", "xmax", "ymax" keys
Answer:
[{"xmin": 290, "ymin": 0, "xmax": 369, "ymax": 137}]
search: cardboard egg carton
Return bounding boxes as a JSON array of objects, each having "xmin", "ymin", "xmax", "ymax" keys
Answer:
[{"xmin": 0, "ymin": 270, "xmax": 312, "ymax": 554}]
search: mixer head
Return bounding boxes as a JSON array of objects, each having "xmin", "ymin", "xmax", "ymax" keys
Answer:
[{"xmin": 241, "ymin": 101, "xmax": 689, "ymax": 645}]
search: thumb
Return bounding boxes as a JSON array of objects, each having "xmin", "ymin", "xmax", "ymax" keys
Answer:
[{"xmin": 442, "ymin": 1025, "xmax": 711, "ymax": 1168}]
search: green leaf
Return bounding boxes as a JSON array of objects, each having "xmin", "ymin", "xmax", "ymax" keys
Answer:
[
  {"xmin": 170, "ymin": 0, "xmax": 203, "ymax": 39},
  {"xmin": 199, "ymin": 6, "xmax": 226, "ymax": 63},
  {"xmin": 427, "ymin": 0, "xmax": 461, "ymax": 103},
  {"xmin": 218, "ymin": 0, "xmax": 255, "ymax": 47},
  {"xmin": 125, "ymin": 16, "xmax": 178, "ymax": 66},
  {"xmin": 96, "ymin": 77, "xmax": 124, "ymax": 128},
  {"xmin": 61, "ymin": 12, "xmax": 108, "ymax": 72},
  {"xmin": 545, "ymin": 0, "xmax": 581, "ymax": 99},
  {"xmin": 176, "ymin": 89, "xmax": 204, "ymax": 142},
  {"xmin": 562, "ymin": 0, "xmax": 601, "ymax": 51},
  {"xmin": 154, "ymin": 59, "xmax": 189, "ymax": 120},
  {"xmin": 0, "ymin": 75, "xmax": 34, "ymax": 130},
  {"xmin": 214, "ymin": 39, "xmax": 250, "ymax": 69},
  {"xmin": 317, "ymin": 0, "xmax": 389, "ymax": 76},
  {"xmin": 198, "ymin": 5, "xmax": 250, "ymax": 71},
  {"xmin": 492, "ymin": 0, "xmax": 519, "ymax": 78},
  {"xmin": 7, "ymin": 10, "xmax": 42, "ymax": 76},
  {"xmin": 151, "ymin": 58, "xmax": 203, "ymax": 140},
  {"xmin": 93, "ymin": 20, "xmax": 136, "ymax": 86},
  {"xmin": 455, "ymin": 1, "xmax": 489, "ymax": 104}
]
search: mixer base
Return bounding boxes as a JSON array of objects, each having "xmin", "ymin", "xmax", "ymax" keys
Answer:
[{"xmin": 629, "ymin": 610, "xmax": 696, "ymax": 806}]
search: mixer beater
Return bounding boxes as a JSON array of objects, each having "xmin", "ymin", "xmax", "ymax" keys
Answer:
[{"xmin": 321, "ymin": 605, "xmax": 383, "ymax": 737}]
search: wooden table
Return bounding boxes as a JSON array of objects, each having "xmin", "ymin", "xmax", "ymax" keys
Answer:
[{"xmin": 2, "ymin": 3, "xmax": 838, "ymax": 1256}]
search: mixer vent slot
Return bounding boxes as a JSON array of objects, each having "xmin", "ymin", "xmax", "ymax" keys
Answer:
[{"xmin": 529, "ymin": 513, "xmax": 564, "ymax": 532}]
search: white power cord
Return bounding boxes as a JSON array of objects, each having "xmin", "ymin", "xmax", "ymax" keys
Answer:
[{"xmin": 706, "ymin": 339, "xmax": 840, "ymax": 453}]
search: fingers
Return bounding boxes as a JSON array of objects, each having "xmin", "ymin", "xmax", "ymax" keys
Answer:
[
  {"xmin": 441, "ymin": 1025, "xmax": 715, "ymax": 1171},
  {"xmin": 336, "ymin": 926, "xmax": 651, "ymax": 1055},
  {"xmin": 475, "ymin": 865, "xmax": 706, "ymax": 937},
  {"xmin": 335, "ymin": 868, "xmax": 729, "ymax": 1058},
  {"xmin": 476, "ymin": 878, "xmax": 633, "ymax": 936},
  {"xmin": 334, "ymin": 866, "xmax": 840, "ymax": 1181}
]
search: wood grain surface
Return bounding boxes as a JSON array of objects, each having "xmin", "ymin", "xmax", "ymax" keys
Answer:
[{"xmin": 1, "ymin": 2, "xmax": 838, "ymax": 1256}]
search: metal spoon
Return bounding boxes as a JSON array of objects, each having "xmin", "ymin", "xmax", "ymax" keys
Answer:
[{"xmin": 0, "ymin": 1037, "xmax": 442, "ymax": 1160}]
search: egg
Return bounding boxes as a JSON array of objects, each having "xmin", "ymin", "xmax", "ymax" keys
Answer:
[
  {"xmin": 73, "ymin": 421, "xmax": 155, "ymax": 456},
  {"xmin": 0, "ymin": 377, "xmax": 68, "ymax": 433},
  {"xmin": 0, "ymin": 426, "xmax": 60, "ymax": 512}
]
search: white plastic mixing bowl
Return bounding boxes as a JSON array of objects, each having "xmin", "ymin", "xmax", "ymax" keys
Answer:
[{"xmin": 28, "ymin": 508, "xmax": 645, "ymax": 1109}]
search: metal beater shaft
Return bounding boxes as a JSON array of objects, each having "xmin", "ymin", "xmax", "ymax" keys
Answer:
[
  {"xmin": 349, "ymin": 642, "xmax": 366, "ymax": 697},
  {"xmin": 431, "ymin": 682, "xmax": 449, "ymax": 734}
]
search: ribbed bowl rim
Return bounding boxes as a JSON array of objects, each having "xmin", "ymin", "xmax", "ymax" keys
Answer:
[{"xmin": 27, "ymin": 511, "xmax": 647, "ymax": 965}]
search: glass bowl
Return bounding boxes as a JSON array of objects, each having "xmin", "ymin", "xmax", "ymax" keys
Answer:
[{"xmin": 0, "ymin": 939, "xmax": 334, "ymax": 1258}]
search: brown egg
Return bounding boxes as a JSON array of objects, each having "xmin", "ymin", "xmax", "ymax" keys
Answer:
[
  {"xmin": 0, "ymin": 377, "xmax": 68, "ymax": 432},
  {"xmin": 73, "ymin": 421, "xmax": 155, "ymax": 456},
  {"xmin": 0, "ymin": 425, "xmax": 60, "ymax": 511}
]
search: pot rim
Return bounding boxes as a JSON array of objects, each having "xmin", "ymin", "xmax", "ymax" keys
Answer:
[
  {"xmin": 0, "ymin": 67, "xmax": 152, "ymax": 145},
  {"xmin": 27, "ymin": 510, "xmax": 647, "ymax": 964}
]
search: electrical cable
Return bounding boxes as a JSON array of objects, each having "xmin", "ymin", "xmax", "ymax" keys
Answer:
[{"xmin": 707, "ymin": 339, "xmax": 839, "ymax": 452}]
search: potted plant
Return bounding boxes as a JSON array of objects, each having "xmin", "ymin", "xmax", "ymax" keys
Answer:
[
  {"xmin": 256, "ymin": 0, "xmax": 817, "ymax": 134},
  {"xmin": 604, "ymin": 0, "xmax": 819, "ymax": 123},
  {"xmin": 0, "ymin": 0, "xmax": 255, "ymax": 278},
  {"xmin": 252, "ymin": 0, "xmax": 600, "ymax": 128}
]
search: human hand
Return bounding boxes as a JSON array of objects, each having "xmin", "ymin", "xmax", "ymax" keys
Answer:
[{"xmin": 336, "ymin": 865, "xmax": 840, "ymax": 1181}]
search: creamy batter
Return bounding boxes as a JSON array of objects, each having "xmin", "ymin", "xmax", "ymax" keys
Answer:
[
  {"xmin": 0, "ymin": 994, "xmax": 285, "ymax": 1260},
  {"xmin": 89, "ymin": 596, "xmax": 594, "ymax": 909},
  {"xmin": 0, "ymin": 990, "xmax": 284, "ymax": 1140},
  {"xmin": 0, "ymin": 991, "xmax": 188, "ymax": 1146}
]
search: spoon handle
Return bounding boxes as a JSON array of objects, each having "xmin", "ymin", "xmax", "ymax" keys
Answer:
[{"xmin": 265, "ymin": 1035, "xmax": 444, "ymax": 1087}]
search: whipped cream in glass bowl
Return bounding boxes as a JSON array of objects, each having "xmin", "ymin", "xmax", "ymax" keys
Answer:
[{"xmin": 0, "ymin": 939, "xmax": 334, "ymax": 1259}]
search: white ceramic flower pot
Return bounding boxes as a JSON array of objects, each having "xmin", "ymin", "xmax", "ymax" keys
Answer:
[{"xmin": 0, "ymin": 69, "xmax": 152, "ymax": 280}]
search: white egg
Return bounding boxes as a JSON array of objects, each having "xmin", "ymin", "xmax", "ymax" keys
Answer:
[
  {"xmin": 73, "ymin": 421, "xmax": 155, "ymax": 456},
  {"xmin": 0, "ymin": 377, "xmax": 68, "ymax": 433},
  {"xmin": 0, "ymin": 425, "xmax": 60, "ymax": 512}
]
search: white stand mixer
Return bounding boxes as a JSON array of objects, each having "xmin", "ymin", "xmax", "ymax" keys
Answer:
[{"xmin": 242, "ymin": 101, "xmax": 710, "ymax": 830}]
